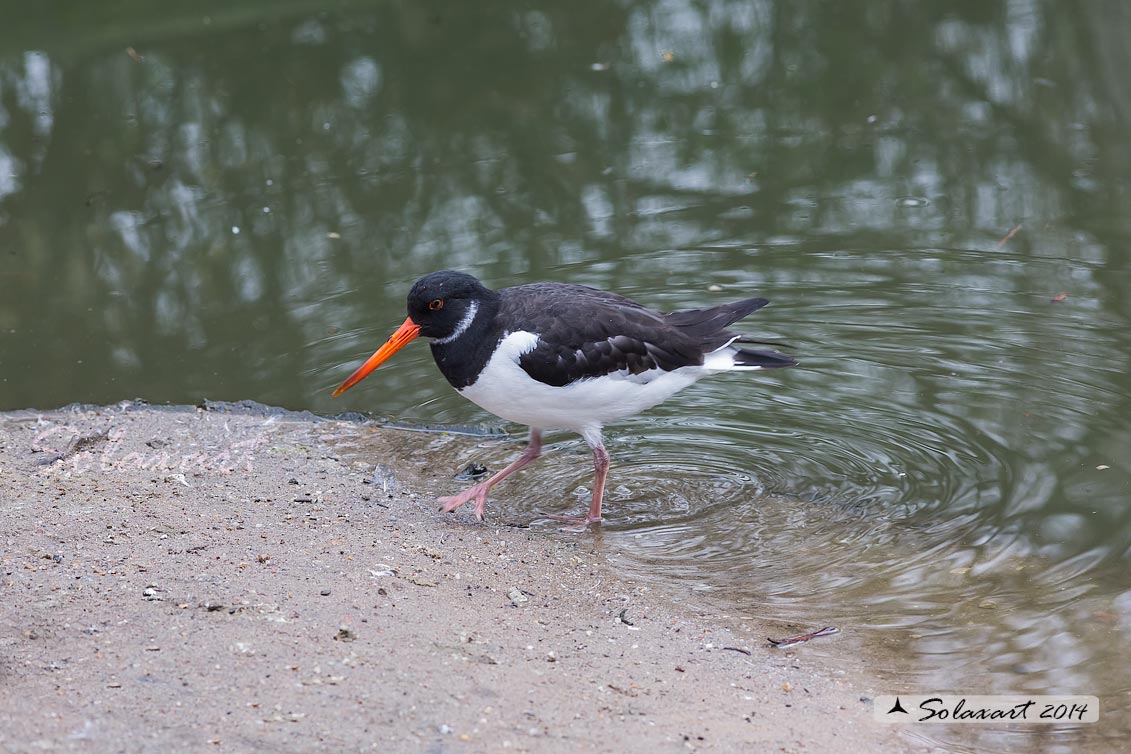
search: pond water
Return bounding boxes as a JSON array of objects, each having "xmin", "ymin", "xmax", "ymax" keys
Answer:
[{"xmin": 2, "ymin": 2, "xmax": 1129, "ymax": 750}]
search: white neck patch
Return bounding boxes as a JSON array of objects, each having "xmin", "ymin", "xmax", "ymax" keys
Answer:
[{"xmin": 432, "ymin": 300, "xmax": 479, "ymax": 345}]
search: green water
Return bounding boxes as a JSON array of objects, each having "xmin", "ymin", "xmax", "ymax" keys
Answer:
[{"xmin": 3, "ymin": 2, "xmax": 1130, "ymax": 750}]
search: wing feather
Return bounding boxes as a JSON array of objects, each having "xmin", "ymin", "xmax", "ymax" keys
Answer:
[{"xmin": 498, "ymin": 283, "xmax": 785, "ymax": 387}]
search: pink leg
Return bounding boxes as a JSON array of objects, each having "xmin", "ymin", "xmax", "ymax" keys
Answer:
[
  {"xmin": 585, "ymin": 444, "xmax": 610, "ymax": 523},
  {"xmin": 549, "ymin": 432, "xmax": 609, "ymax": 528},
  {"xmin": 438, "ymin": 428, "xmax": 543, "ymax": 520}
]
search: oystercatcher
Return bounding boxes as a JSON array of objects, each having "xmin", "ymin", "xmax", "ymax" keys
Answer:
[{"xmin": 332, "ymin": 271, "xmax": 795, "ymax": 525}]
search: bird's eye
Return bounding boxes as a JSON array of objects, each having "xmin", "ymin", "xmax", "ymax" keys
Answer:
[{"xmin": 429, "ymin": 299, "xmax": 444, "ymax": 311}]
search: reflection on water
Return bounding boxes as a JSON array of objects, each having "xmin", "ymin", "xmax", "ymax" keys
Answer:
[{"xmin": 3, "ymin": 2, "xmax": 1131, "ymax": 750}]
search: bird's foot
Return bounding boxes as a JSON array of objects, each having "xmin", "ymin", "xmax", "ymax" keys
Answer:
[{"xmin": 438, "ymin": 485, "xmax": 491, "ymax": 520}]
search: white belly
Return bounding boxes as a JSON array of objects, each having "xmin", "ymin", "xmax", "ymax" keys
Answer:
[{"xmin": 457, "ymin": 331, "xmax": 706, "ymax": 434}]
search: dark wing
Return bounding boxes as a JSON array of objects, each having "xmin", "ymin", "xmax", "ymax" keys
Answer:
[{"xmin": 499, "ymin": 283, "xmax": 775, "ymax": 387}]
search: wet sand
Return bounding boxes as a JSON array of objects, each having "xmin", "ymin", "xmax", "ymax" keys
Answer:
[{"xmin": 0, "ymin": 402, "xmax": 923, "ymax": 753}]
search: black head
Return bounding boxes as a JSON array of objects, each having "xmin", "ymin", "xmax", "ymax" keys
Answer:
[
  {"xmin": 331, "ymin": 270, "xmax": 498, "ymax": 397},
  {"xmin": 407, "ymin": 270, "xmax": 496, "ymax": 340}
]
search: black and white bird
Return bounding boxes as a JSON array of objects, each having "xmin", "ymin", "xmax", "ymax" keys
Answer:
[{"xmin": 332, "ymin": 270, "xmax": 795, "ymax": 526}]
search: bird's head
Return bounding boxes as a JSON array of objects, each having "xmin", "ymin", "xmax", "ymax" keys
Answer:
[
  {"xmin": 405, "ymin": 270, "xmax": 491, "ymax": 340},
  {"xmin": 332, "ymin": 271, "xmax": 492, "ymax": 397}
]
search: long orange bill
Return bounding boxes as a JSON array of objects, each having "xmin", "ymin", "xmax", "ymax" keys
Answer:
[{"xmin": 331, "ymin": 317, "xmax": 421, "ymax": 397}]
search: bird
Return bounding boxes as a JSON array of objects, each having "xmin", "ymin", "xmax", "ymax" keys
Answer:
[{"xmin": 332, "ymin": 270, "xmax": 795, "ymax": 526}]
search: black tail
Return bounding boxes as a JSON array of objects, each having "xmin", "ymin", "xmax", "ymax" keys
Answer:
[
  {"xmin": 732, "ymin": 346, "xmax": 797, "ymax": 369},
  {"xmin": 667, "ymin": 297, "xmax": 796, "ymax": 368}
]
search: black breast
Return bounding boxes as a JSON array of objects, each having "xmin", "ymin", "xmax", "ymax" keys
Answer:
[{"xmin": 428, "ymin": 302, "xmax": 505, "ymax": 390}]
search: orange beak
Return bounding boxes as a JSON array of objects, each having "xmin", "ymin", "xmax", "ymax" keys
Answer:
[{"xmin": 331, "ymin": 317, "xmax": 421, "ymax": 397}]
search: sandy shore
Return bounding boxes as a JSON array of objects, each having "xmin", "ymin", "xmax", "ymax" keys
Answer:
[{"xmin": 0, "ymin": 402, "xmax": 921, "ymax": 753}]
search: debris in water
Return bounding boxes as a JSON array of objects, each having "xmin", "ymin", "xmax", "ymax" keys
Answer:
[
  {"xmin": 996, "ymin": 224, "xmax": 1022, "ymax": 248},
  {"xmin": 767, "ymin": 626, "xmax": 838, "ymax": 648}
]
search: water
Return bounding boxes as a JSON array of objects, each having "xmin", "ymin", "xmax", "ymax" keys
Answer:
[{"xmin": 3, "ymin": 2, "xmax": 1131, "ymax": 749}]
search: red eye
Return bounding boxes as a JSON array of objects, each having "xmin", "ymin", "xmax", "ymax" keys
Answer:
[{"xmin": 429, "ymin": 299, "xmax": 444, "ymax": 311}]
